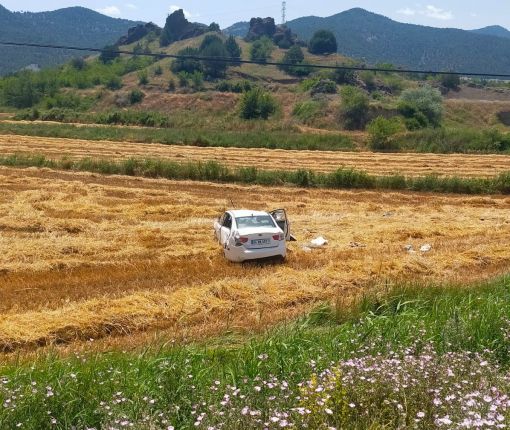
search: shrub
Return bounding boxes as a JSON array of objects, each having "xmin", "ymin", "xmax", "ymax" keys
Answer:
[
  {"xmin": 292, "ymin": 100, "xmax": 325, "ymax": 124},
  {"xmin": 340, "ymin": 86, "xmax": 369, "ymax": 130},
  {"xmin": 225, "ymin": 35, "xmax": 242, "ymax": 65},
  {"xmin": 105, "ymin": 76, "xmax": 122, "ymax": 91},
  {"xmin": 216, "ymin": 80, "xmax": 253, "ymax": 93},
  {"xmin": 279, "ymin": 45, "xmax": 311, "ymax": 76},
  {"xmin": 99, "ymin": 45, "xmax": 119, "ymax": 64},
  {"xmin": 70, "ymin": 57, "xmax": 86, "ymax": 70},
  {"xmin": 250, "ymin": 36, "xmax": 274, "ymax": 63},
  {"xmin": 332, "ymin": 67, "xmax": 356, "ymax": 85},
  {"xmin": 308, "ymin": 30, "xmax": 337, "ymax": 55},
  {"xmin": 359, "ymin": 71, "xmax": 376, "ymax": 91},
  {"xmin": 190, "ymin": 71, "xmax": 204, "ymax": 91},
  {"xmin": 128, "ymin": 89, "xmax": 144, "ymax": 105},
  {"xmin": 153, "ymin": 65, "xmax": 163, "ymax": 76},
  {"xmin": 398, "ymin": 85, "xmax": 443, "ymax": 129},
  {"xmin": 367, "ymin": 116, "xmax": 402, "ymax": 151},
  {"xmin": 239, "ymin": 87, "xmax": 278, "ymax": 120},
  {"xmin": 138, "ymin": 71, "xmax": 149, "ymax": 85},
  {"xmin": 200, "ymin": 38, "xmax": 229, "ymax": 79},
  {"xmin": 167, "ymin": 79, "xmax": 176, "ymax": 92},
  {"xmin": 441, "ymin": 73, "xmax": 461, "ymax": 91},
  {"xmin": 171, "ymin": 47, "xmax": 203, "ymax": 74},
  {"xmin": 310, "ymin": 79, "xmax": 337, "ymax": 95}
]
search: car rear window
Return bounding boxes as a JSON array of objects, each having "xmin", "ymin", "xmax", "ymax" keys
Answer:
[{"xmin": 236, "ymin": 216, "xmax": 276, "ymax": 229}]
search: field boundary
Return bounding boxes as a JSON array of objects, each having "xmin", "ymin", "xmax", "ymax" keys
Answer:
[{"xmin": 2, "ymin": 153, "xmax": 509, "ymax": 195}]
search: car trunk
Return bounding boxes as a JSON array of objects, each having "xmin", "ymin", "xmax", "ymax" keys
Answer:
[{"xmin": 237, "ymin": 227, "xmax": 281, "ymax": 249}]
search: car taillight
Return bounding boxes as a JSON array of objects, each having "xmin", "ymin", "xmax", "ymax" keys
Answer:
[
  {"xmin": 239, "ymin": 237, "xmax": 249, "ymax": 243},
  {"xmin": 273, "ymin": 234, "xmax": 284, "ymax": 241}
]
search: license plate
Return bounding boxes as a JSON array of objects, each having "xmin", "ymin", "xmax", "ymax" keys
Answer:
[{"xmin": 251, "ymin": 239, "xmax": 270, "ymax": 245}]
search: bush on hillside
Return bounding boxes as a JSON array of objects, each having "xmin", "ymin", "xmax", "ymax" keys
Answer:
[
  {"xmin": 239, "ymin": 87, "xmax": 278, "ymax": 120},
  {"xmin": 340, "ymin": 86, "xmax": 369, "ymax": 130},
  {"xmin": 398, "ymin": 85, "xmax": 443, "ymax": 129},
  {"xmin": 308, "ymin": 30, "xmax": 337, "ymax": 55},
  {"xmin": 310, "ymin": 79, "xmax": 337, "ymax": 95},
  {"xmin": 128, "ymin": 89, "xmax": 144, "ymax": 105},
  {"xmin": 225, "ymin": 35, "xmax": 242, "ymax": 65},
  {"xmin": 171, "ymin": 47, "xmax": 203, "ymax": 74},
  {"xmin": 367, "ymin": 116, "xmax": 402, "ymax": 151},
  {"xmin": 250, "ymin": 36, "xmax": 274, "ymax": 63},
  {"xmin": 278, "ymin": 45, "xmax": 311, "ymax": 77}
]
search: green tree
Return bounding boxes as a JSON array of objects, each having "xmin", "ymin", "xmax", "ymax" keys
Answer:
[
  {"xmin": 239, "ymin": 87, "xmax": 278, "ymax": 120},
  {"xmin": 367, "ymin": 116, "xmax": 402, "ymax": 151},
  {"xmin": 340, "ymin": 86, "xmax": 369, "ymax": 130},
  {"xmin": 138, "ymin": 70, "xmax": 149, "ymax": 85},
  {"xmin": 129, "ymin": 89, "xmax": 144, "ymax": 105},
  {"xmin": 279, "ymin": 45, "xmax": 311, "ymax": 76},
  {"xmin": 208, "ymin": 22, "xmax": 221, "ymax": 32},
  {"xmin": 441, "ymin": 73, "xmax": 461, "ymax": 91},
  {"xmin": 332, "ymin": 66, "xmax": 356, "ymax": 85},
  {"xmin": 190, "ymin": 71, "xmax": 204, "ymax": 91},
  {"xmin": 308, "ymin": 30, "xmax": 337, "ymax": 55},
  {"xmin": 171, "ymin": 47, "xmax": 203, "ymax": 74},
  {"xmin": 398, "ymin": 85, "xmax": 443, "ymax": 129},
  {"xmin": 99, "ymin": 45, "xmax": 120, "ymax": 64},
  {"xmin": 250, "ymin": 36, "xmax": 274, "ymax": 63},
  {"xmin": 225, "ymin": 35, "xmax": 242, "ymax": 65},
  {"xmin": 200, "ymin": 34, "xmax": 224, "ymax": 51},
  {"xmin": 200, "ymin": 40, "xmax": 229, "ymax": 79}
]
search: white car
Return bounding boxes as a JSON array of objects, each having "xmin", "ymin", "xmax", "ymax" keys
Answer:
[{"xmin": 214, "ymin": 209, "xmax": 292, "ymax": 262}]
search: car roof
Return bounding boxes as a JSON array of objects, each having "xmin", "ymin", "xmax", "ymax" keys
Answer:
[{"xmin": 228, "ymin": 209, "xmax": 270, "ymax": 218}]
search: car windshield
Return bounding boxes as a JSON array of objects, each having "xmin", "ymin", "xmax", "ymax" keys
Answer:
[{"xmin": 236, "ymin": 215, "xmax": 276, "ymax": 229}]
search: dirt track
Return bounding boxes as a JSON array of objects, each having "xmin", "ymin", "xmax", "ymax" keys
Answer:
[
  {"xmin": 1, "ymin": 134, "xmax": 509, "ymax": 177},
  {"xmin": 1, "ymin": 166, "xmax": 510, "ymax": 352}
]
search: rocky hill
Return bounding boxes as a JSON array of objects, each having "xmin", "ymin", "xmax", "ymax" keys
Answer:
[{"xmin": 225, "ymin": 8, "xmax": 510, "ymax": 75}]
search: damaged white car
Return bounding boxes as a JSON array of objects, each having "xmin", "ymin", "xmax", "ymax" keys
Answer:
[{"xmin": 214, "ymin": 209, "xmax": 292, "ymax": 262}]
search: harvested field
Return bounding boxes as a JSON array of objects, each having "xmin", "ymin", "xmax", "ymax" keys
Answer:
[
  {"xmin": 1, "ymin": 166, "xmax": 510, "ymax": 352},
  {"xmin": 1, "ymin": 134, "xmax": 510, "ymax": 178}
]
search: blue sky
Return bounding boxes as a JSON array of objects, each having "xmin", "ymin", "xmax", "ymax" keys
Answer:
[{"xmin": 1, "ymin": 0, "xmax": 508, "ymax": 30}]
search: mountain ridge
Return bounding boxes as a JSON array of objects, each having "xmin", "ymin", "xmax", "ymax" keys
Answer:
[
  {"xmin": 224, "ymin": 8, "xmax": 510, "ymax": 74},
  {"xmin": 0, "ymin": 5, "xmax": 141, "ymax": 75}
]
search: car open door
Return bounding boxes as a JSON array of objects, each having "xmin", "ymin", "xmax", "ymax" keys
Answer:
[{"xmin": 270, "ymin": 209, "xmax": 296, "ymax": 241}]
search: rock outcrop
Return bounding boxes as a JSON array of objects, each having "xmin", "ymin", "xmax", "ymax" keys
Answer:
[
  {"xmin": 160, "ymin": 9, "xmax": 207, "ymax": 46},
  {"xmin": 116, "ymin": 22, "xmax": 161, "ymax": 46}
]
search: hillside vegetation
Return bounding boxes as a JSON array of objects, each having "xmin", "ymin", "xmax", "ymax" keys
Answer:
[
  {"xmin": 226, "ymin": 8, "xmax": 510, "ymax": 75},
  {"xmin": 0, "ymin": 5, "xmax": 140, "ymax": 75},
  {"xmin": 1, "ymin": 8, "xmax": 510, "ymax": 158}
]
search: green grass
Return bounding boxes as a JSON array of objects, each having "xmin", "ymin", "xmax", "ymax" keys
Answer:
[
  {"xmin": 395, "ymin": 127, "xmax": 510, "ymax": 154},
  {"xmin": 2, "ymin": 154, "xmax": 510, "ymax": 195},
  {"xmin": 0, "ymin": 121, "xmax": 354, "ymax": 152},
  {"xmin": 2, "ymin": 276, "xmax": 510, "ymax": 429}
]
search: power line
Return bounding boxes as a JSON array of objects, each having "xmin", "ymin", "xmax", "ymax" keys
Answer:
[{"xmin": 0, "ymin": 40, "xmax": 509, "ymax": 78}]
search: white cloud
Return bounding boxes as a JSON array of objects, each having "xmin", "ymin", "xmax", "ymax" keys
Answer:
[
  {"xmin": 125, "ymin": 3, "xmax": 137, "ymax": 9},
  {"xmin": 470, "ymin": 12, "xmax": 478, "ymax": 17},
  {"xmin": 397, "ymin": 7, "xmax": 416, "ymax": 16},
  {"xmin": 422, "ymin": 5, "xmax": 453, "ymax": 20},
  {"xmin": 396, "ymin": 4, "xmax": 453, "ymax": 21},
  {"xmin": 169, "ymin": 5, "xmax": 197, "ymax": 19},
  {"xmin": 96, "ymin": 5, "xmax": 121, "ymax": 16}
]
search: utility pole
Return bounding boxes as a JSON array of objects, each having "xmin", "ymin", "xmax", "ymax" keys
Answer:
[{"xmin": 281, "ymin": 1, "xmax": 287, "ymax": 25}]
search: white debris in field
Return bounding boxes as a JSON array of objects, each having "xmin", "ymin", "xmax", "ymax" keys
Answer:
[
  {"xmin": 310, "ymin": 236, "xmax": 328, "ymax": 248},
  {"xmin": 301, "ymin": 246, "xmax": 312, "ymax": 252},
  {"xmin": 420, "ymin": 244, "xmax": 432, "ymax": 253},
  {"xmin": 404, "ymin": 244, "xmax": 432, "ymax": 253}
]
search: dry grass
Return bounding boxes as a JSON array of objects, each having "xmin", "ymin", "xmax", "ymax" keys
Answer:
[
  {"xmin": 1, "ymin": 166, "xmax": 510, "ymax": 352},
  {"xmin": 1, "ymin": 134, "xmax": 510, "ymax": 178}
]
